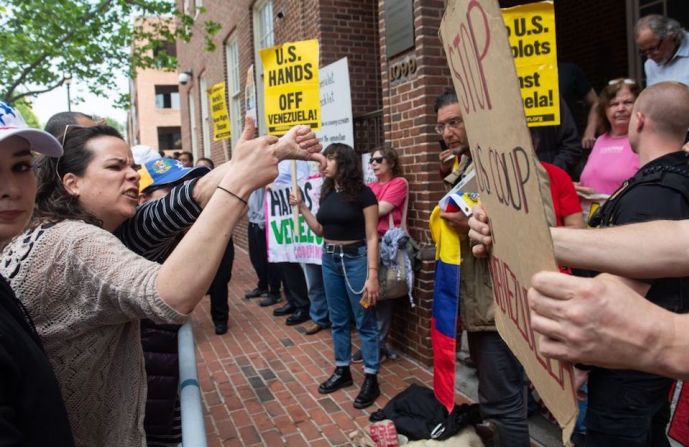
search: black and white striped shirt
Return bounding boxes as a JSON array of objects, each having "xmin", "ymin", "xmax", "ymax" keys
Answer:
[{"xmin": 115, "ymin": 178, "xmax": 202, "ymax": 262}]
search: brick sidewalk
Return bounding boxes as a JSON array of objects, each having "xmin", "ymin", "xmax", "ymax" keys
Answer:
[{"xmin": 190, "ymin": 247, "xmax": 440, "ymax": 446}]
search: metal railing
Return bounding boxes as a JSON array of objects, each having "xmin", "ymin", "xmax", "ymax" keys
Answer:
[{"xmin": 178, "ymin": 321, "xmax": 207, "ymax": 447}]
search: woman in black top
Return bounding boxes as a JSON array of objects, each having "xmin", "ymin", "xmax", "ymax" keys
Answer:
[{"xmin": 292, "ymin": 143, "xmax": 381, "ymax": 409}]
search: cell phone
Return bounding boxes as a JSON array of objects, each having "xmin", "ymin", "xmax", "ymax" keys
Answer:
[{"xmin": 439, "ymin": 139, "xmax": 455, "ymax": 163}]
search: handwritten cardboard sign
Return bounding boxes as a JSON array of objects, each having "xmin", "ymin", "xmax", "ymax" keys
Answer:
[{"xmin": 440, "ymin": 0, "xmax": 576, "ymax": 442}]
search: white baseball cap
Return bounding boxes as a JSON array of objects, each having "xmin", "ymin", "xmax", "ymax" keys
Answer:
[
  {"xmin": 0, "ymin": 101, "xmax": 63, "ymax": 157},
  {"xmin": 132, "ymin": 144, "xmax": 162, "ymax": 166}
]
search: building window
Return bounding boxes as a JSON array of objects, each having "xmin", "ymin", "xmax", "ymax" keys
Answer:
[
  {"xmin": 225, "ymin": 36, "xmax": 242, "ymax": 147},
  {"xmin": 199, "ymin": 75, "xmax": 212, "ymax": 158},
  {"xmin": 188, "ymin": 89, "xmax": 199, "ymax": 159},
  {"xmin": 155, "ymin": 85, "xmax": 180, "ymax": 109},
  {"xmin": 158, "ymin": 126, "xmax": 182, "ymax": 151},
  {"xmin": 253, "ymin": 0, "xmax": 274, "ymax": 134}
]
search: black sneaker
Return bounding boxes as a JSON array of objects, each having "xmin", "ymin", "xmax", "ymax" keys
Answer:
[
  {"xmin": 244, "ymin": 288, "xmax": 267, "ymax": 299},
  {"xmin": 214, "ymin": 322, "xmax": 228, "ymax": 335}
]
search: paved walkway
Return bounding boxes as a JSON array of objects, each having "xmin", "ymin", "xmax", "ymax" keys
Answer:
[
  {"xmin": 191, "ymin": 248, "xmax": 443, "ymax": 446},
  {"xmin": 191, "ymin": 248, "xmax": 560, "ymax": 446}
]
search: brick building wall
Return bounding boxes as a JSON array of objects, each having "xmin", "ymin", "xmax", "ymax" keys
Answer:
[
  {"xmin": 174, "ymin": 0, "xmax": 637, "ymax": 366},
  {"xmin": 375, "ymin": 0, "xmax": 454, "ymax": 365}
]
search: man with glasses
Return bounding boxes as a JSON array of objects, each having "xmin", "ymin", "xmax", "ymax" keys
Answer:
[
  {"xmin": 434, "ymin": 88, "xmax": 530, "ymax": 447},
  {"xmin": 635, "ymin": 15, "xmax": 689, "ymax": 87}
]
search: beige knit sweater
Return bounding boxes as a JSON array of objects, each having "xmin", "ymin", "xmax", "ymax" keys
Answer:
[{"xmin": 1, "ymin": 220, "xmax": 188, "ymax": 447}]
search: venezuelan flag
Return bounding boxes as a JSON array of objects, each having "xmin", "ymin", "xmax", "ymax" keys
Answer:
[{"xmin": 429, "ymin": 204, "xmax": 461, "ymax": 412}]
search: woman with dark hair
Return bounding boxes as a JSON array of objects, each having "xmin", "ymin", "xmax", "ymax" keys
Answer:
[
  {"xmin": 0, "ymin": 123, "xmax": 312, "ymax": 446},
  {"xmin": 577, "ymin": 79, "xmax": 641, "ymax": 196},
  {"xmin": 292, "ymin": 143, "xmax": 381, "ymax": 409},
  {"xmin": 352, "ymin": 146, "xmax": 407, "ymax": 364}
]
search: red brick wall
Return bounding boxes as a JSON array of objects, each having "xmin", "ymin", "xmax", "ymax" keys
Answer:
[
  {"xmin": 378, "ymin": 0, "xmax": 454, "ymax": 365},
  {"xmin": 318, "ymin": 0, "xmax": 382, "ymax": 117}
]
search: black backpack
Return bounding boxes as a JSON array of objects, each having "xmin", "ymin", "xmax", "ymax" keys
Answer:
[{"xmin": 369, "ymin": 384, "xmax": 482, "ymax": 441}]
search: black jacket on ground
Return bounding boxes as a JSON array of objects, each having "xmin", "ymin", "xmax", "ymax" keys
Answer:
[{"xmin": 0, "ymin": 275, "xmax": 74, "ymax": 446}]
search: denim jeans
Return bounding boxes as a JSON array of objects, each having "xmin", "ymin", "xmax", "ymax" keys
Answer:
[
  {"xmin": 303, "ymin": 263, "xmax": 329, "ymax": 327},
  {"xmin": 468, "ymin": 331, "xmax": 530, "ymax": 447},
  {"xmin": 321, "ymin": 245, "xmax": 380, "ymax": 374}
]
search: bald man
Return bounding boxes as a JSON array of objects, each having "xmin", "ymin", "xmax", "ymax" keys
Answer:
[{"xmin": 470, "ymin": 82, "xmax": 689, "ymax": 446}]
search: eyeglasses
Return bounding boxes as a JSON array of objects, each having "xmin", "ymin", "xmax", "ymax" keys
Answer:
[
  {"xmin": 608, "ymin": 78, "xmax": 636, "ymax": 86},
  {"xmin": 368, "ymin": 156, "xmax": 385, "ymax": 164},
  {"xmin": 434, "ymin": 118, "xmax": 464, "ymax": 135},
  {"xmin": 638, "ymin": 38, "xmax": 664, "ymax": 56}
]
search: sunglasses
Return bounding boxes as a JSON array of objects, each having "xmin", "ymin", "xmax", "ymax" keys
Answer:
[
  {"xmin": 638, "ymin": 38, "xmax": 664, "ymax": 56},
  {"xmin": 368, "ymin": 156, "xmax": 385, "ymax": 164},
  {"xmin": 608, "ymin": 78, "xmax": 636, "ymax": 86}
]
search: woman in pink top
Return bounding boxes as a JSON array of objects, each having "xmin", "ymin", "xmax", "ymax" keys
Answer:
[
  {"xmin": 352, "ymin": 146, "xmax": 408, "ymax": 364},
  {"xmin": 578, "ymin": 79, "xmax": 641, "ymax": 195}
]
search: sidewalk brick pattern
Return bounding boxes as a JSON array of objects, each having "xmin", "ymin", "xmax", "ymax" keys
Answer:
[{"xmin": 190, "ymin": 248, "xmax": 438, "ymax": 446}]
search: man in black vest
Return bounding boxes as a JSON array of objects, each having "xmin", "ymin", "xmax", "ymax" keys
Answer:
[{"xmin": 575, "ymin": 81, "xmax": 689, "ymax": 446}]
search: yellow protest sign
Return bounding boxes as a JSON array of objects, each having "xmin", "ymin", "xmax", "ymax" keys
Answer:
[
  {"xmin": 260, "ymin": 39, "xmax": 321, "ymax": 135},
  {"xmin": 208, "ymin": 82, "xmax": 231, "ymax": 141},
  {"xmin": 502, "ymin": 1, "xmax": 560, "ymax": 127}
]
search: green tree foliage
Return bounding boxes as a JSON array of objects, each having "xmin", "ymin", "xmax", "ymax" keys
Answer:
[
  {"xmin": 0, "ymin": 0, "xmax": 220, "ymax": 105},
  {"xmin": 14, "ymin": 99, "xmax": 40, "ymax": 129}
]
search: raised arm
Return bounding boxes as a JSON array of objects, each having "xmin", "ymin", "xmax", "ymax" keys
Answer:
[
  {"xmin": 192, "ymin": 117, "xmax": 324, "ymax": 207},
  {"xmin": 552, "ymin": 221, "xmax": 689, "ymax": 277},
  {"xmin": 156, "ymin": 133, "xmax": 280, "ymax": 313}
]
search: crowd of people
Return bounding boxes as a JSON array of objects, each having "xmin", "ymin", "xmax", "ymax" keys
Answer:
[{"xmin": 1, "ymin": 11, "xmax": 688, "ymax": 447}]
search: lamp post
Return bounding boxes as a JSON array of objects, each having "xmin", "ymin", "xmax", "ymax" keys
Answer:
[{"xmin": 64, "ymin": 73, "xmax": 72, "ymax": 111}]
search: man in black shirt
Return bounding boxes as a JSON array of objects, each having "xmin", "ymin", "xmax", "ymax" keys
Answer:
[{"xmin": 578, "ymin": 81, "xmax": 689, "ymax": 446}]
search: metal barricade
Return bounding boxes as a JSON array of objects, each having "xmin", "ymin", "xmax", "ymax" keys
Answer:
[{"xmin": 178, "ymin": 321, "xmax": 208, "ymax": 447}]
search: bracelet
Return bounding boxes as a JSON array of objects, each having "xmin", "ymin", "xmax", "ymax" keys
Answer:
[
  {"xmin": 217, "ymin": 186, "xmax": 248, "ymax": 206},
  {"xmin": 368, "ymin": 267, "xmax": 378, "ymax": 270}
]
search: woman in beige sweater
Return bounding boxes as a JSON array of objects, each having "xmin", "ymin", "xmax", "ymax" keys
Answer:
[{"xmin": 1, "ymin": 122, "xmax": 321, "ymax": 446}]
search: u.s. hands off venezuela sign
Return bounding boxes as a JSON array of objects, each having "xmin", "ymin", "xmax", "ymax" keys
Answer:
[
  {"xmin": 260, "ymin": 39, "xmax": 321, "ymax": 135},
  {"xmin": 266, "ymin": 177, "xmax": 324, "ymax": 264},
  {"xmin": 440, "ymin": 0, "xmax": 577, "ymax": 444},
  {"xmin": 502, "ymin": 1, "xmax": 560, "ymax": 127}
]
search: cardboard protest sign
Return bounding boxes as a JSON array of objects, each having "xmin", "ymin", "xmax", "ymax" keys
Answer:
[
  {"xmin": 502, "ymin": 1, "xmax": 560, "ymax": 127},
  {"xmin": 266, "ymin": 176, "xmax": 324, "ymax": 264},
  {"xmin": 440, "ymin": 0, "xmax": 577, "ymax": 442},
  {"xmin": 208, "ymin": 82, "xmax": 231, "ymax": 141},
  {"xmin": 260, "ymin": 39, "xmax": 321, "ymax": 136}
]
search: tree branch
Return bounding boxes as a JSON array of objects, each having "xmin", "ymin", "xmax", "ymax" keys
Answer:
[
  {"xmin": 7, "ymin": 79, "xmax": 67, "ymax": 105},
  {"xmin": 4, "ymin": 0, "xmax": 115, "ymax": 101}
]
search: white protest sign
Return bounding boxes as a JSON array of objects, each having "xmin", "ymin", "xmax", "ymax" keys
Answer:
[
  {"xmin": 266, "ymin": 176, "xmax": 324, "ymax": 264},
  {"xmin": 317, "ymin": 57, "xmax": 354, "ymax": 147}
]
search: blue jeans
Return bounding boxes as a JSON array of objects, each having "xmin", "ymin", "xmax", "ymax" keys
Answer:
[
  {"xmin": 321, "ymin": 245, "xmax": 380, "ymax": 375},
  {"xmin": 303, "ymin": 263, "xmax": 329, "ymax": 327}
]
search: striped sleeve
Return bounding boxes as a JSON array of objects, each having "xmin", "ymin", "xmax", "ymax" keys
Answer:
[{"xmin": 115, "ymin": 178, "xmax": 203, "ymax": 262}]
